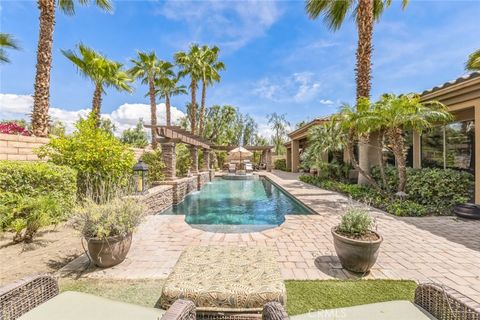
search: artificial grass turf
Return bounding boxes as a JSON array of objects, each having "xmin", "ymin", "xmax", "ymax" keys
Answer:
[
  {"xmin": 285, "ymin": 279, "xmax": 417, "ymax": 316},
  {"xmin": 60, "ymin": 278, "xmax": 416, "ymax": 315}
]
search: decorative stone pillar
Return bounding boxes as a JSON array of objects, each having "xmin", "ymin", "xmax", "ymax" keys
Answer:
[
  {"xmin": 202, "ymin": 149, "xmax": 210, "ymax": 171},
  {"xmin": 190, "ymin": 145, "xmax": 199, "ymax": 175},
  {"xmin": 412, "ymin": 131, "xmax": 421, "ymax": 169},
  {"xmin": 286, "ymin": 147, "xmax": 292, "ymax": 171},
  {"xmin": 161, "ymin": 142, "xmax": 176, "ymax": 180},
  {"xmin": 266, "ymin": 149, "xmax": 272, "ymax": 172},
  {"xmin": 291, "ymin": 140, "xmax": 300, "ymax": 172}
]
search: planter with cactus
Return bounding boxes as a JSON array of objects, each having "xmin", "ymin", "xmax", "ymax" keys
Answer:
[{"xmin": 332, "ymin": 208, "xmax": 382, "ymax": 273}]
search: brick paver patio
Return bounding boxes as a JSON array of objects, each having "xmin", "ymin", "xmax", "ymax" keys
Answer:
[{"xmin": 61, "ymin": 171, "xmax": 480, "ymax": 302}]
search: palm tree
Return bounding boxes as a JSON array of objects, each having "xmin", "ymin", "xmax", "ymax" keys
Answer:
[
  {"xmin": 198, "ymin": 45, "xmax": 225, "ymax": 136},
  {"xmin": 466, "ymin": 49, "xmax": 480, "ymax": 72},
  {"xmin": 175, "ymin": 44, "xmax": 203, "ymax": 135},
  {"xmin": 306, "ymin": 0, "xmax": 408, "ymax": 183},
  {"xmin": 0, "ymin": 33, "xmax": 20, "ymax": 63},
  {"xmin": 370, "ymin": 94, "xmax": 452, "ymax": 193},
  {"xmin": 62, "ymin": 44, "xmax": 132, "ymax": 126},
  {"xmin": 155, "ymin": 73, "xmax": 187, "ymax": 127},
  {"xmin": 31, "ymin": 0, "xmax": 113, "ymax": 137},
  {"xmin": 128, "ymin": 51, "xmax": 164, "ymax": 149}
]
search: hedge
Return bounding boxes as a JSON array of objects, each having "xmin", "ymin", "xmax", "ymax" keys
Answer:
[
  {"xmin": 0, "ymin": 161, "xmax": 77, "ymax": 211},
  {"xmin": 274, "ymin": 159, "xmax": 287, "ymax": 171}
]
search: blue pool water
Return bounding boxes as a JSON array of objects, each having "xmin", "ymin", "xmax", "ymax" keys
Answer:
[{"xmin": 161, "ymin": 177, "xmax": 311, "ymax": 232}]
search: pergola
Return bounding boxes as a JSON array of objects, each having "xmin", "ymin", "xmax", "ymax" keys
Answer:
[
  {"xmin": 210, "ymin": 145, "xmax": 273, "ymax": 172},
  {"xmin": 145, "ymin": 125, "xmax": 213, "ymax": 180}
]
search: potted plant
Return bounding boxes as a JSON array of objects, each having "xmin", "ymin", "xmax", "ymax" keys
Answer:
[
  {"xmin": 74, "ymin": 197, "xmax": 145, "ymax": 268},
  {"xmin": 331, "ymin": 208, "xmax": 382, "ymax": 273}
]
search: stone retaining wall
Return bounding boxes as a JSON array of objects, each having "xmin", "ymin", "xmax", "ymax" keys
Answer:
[
  {"xmin": 197, "ymin": 172, "xmax": 210, "ymax": 190},
  {"xmin": 137, "ymin": 185, "xmax": 174, "ymax": 215}
]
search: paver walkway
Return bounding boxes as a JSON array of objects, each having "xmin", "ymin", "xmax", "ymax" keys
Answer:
[{"xmin": 61, "ymin": 171, "xmax": 480, "ymax": 302}]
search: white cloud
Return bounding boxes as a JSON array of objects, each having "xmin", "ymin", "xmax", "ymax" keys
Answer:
[
  {"xmin": 0, "ymin": 93, "xmax": 33, "ymax": 114},
  {"xmin": 0, "ymin": 93, "xmax": 186, "ymax": 135},
  {"xmin": 156, "ymin": 0, "xmax": 282, "ymax": 51},
  {"xmin": 253, "ymin": 72, "xmax": 322, "ymax": 103},
  {"xmin": 319, "ymin": 99, "xmax": 334, "ymax": 105}
]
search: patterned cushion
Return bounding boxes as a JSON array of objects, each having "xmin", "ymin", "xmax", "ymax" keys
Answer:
[{"xmin": 159, "ymin": 246, "xmax": 286, "ymax": 312}]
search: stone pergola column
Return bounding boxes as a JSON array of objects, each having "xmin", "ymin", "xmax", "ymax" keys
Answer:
[
  {"xmin": 190, "ymin": 145, "xmax": 199, "ymax": 175},
  {"xmin": 202, "ymin": 148, "xmax": 210, "ymax": 171},
  {"xmin": 266, "ymin": 149, "xmax": 272, "ymax": 172},
  {"xmin": 161, "ymin": 142, "xmax": 176, "ymax": 180}
]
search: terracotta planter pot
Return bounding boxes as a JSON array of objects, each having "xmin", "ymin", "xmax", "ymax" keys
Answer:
[
  {"xmin": 331, "ymin": 227, "xmax": 382, "ymax": 273},
  {"xmin": 86, "ymin": 233, "xmax": 132, "ymax": 268}
]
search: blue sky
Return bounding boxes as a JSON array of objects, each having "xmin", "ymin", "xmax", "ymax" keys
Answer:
[{"xmin": 1, "ymin": 0, "xmax": 479, "ymax": 136}]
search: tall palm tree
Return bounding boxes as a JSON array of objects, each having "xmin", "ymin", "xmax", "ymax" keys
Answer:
[
  {"xmin": 466, "ymin": 49, "xmax": 480, "ymax": 72},
  {"xmin": 306, "ymin": 0, "xmax": 408, "ymax": 184},
  {"xmin": 155, "ymin": 73, "xmax": 187, "ymax": 127},
  {"xmin": 31, "ymin": 0, "xmax": 113, "ymax": 137},
  {"xmin": 128, "ymin": 51, "xmax": 164, "ymax": 149},
  {"xmin": 62, "ymin": 44, "xmax": 132, "ymax": 126},
  {"xmin": 0, "ymin": 33, "xmax": 20, "ymax": 63},
  {"xmin": 175, "ymin": 44, "xmax": 203, "ymax": 135},
  {"xmin": 198, "ymin": 45, "xmax": 225, "ymax": 136}
]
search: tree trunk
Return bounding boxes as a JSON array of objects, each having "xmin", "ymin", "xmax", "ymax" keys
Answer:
[
  {"xmin": 91, "ymin": 83, "xmax": 103, "ymax": 128},
  {"xmin": 199, "ymin": 80, "xmax": 207, "ymax": 137},
  {"xmin": 377, "ymin": 130, "xmax": 388, "ymax": 190},
  {"xmin": 149, "ymin": 77, "xmax": 158, "ymax": 149},
  {"xmin": 165, "ymin": 94, "xmax": 171, "ymax": 126},
  {"xmin": 356, "ymin": 0, "xmax": 376, "ymax": 185},
  {"xmin": 190, "ymin": 79, "xmax": 197, "ymax": 135},
  {"xmin": 388, "ymin": 128, "xmax": 407, "ymax": 193},
  {"xmin": 32, "ymin": 0, "xmax": 56, "ymax": 137}
]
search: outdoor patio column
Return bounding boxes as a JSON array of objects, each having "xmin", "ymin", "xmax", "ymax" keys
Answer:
[
  {"xmin": 161, "ymin": 142, "xmax": 176, "ymax": 180},
  {"xmin": 202, "ymin": 148, "xmax": 210, "ymax": 171},
  {"xmin": 475, "ymin": 105, "xmax": 480, "ymax": 204},
  {"xmin": 266, "ymin": 149, "xmax": 272, "ymax": 172},
  {"xmin": 412, "ymin": 131, "xmax": 421, "ymax": 169},
  {"xmin": 190, "ymin": 145, "xmax": 199, "ymax": 175},
  {"xmin": 291, "ymin": 140, "xmax": 300, "ymax": 173},
  {"xmin": 286, "ymin": 147, "xmax": 292, "ymax": 171}
]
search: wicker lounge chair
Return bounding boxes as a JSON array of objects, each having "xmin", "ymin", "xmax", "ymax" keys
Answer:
[
  {"xmin": 245, "ymin": 163, "xmax": 253, "ymax": 174},
  {"xmin": 0, "ymin": 274, "xmax": 196, "ymax": 320},
  {"xmin": 262, "ymin": 283, "xmax": 480, "ymax": 320},
  {"xmin": 228, "ymin": 163, "xmax": 236, "ymax": 174}
]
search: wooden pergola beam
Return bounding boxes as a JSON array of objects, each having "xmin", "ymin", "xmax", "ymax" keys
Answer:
[
  {"xmin": 145, "ymin": 125, "xmax": 211, "ymax": 149},
  {"xmin": 210, "ymin": 145, "xmax": 274, "ymax": 151}
]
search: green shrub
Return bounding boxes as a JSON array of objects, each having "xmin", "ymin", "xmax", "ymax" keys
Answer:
[
  {"xmin": 73, "ymin": 197, "xmax": 145, "ymax": 239},
  {"xmin": 37, "ymin": 114, "xmax": 135, "ymax": 199},
  {"xmin": 0, "ymin": 192, "xmax": 63, "ymax": 243},
  {"xmin": 0, "ymin": 161, "xmax": 77, "ymax": 210},
  {"xmin": 337, "ymin": 208, "xmax": 373, "ymax": 236},
  {"xmin": 386, "ymin": 200, "xmax": 428, "ymax": 217},
  {"xmin": 274, "ymin": 159, "xmax": 287, "ymax": 171},
  {"xmin": 0, "ymin": 161, "xmax": 76, "ymax": 242},
  {"xmin": 176, "ymin": 144, "xmax": 192, "ymax": 177},
  {"xmin": 371, "ymin": 166, "xmax": 473, "ymax": 214},
  {"xmin": 140, "ymin": 149, "xmax": 165, "ymax": 183}
]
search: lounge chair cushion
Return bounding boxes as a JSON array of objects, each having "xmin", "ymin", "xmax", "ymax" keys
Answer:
[
  {"xmin": 18, "ymin": 291, "xmax": 165, "ymax": 320},
  {"xmin": 160, "ymin": 246, "xmax": 286, "ymax": 313},
  {"xmin": 290, "ymin": 300, "xmax": 435, "ymax": 320}
]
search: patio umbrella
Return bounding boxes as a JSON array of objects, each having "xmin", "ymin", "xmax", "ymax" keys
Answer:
[{"xmin": 229, "ymin": 147, "xmax": 253, "ymax": 163}]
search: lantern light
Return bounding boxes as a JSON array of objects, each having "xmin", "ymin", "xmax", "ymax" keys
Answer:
[{"xmin": 133, "ymin": 160, "xmax": 149, "ymax": 194}]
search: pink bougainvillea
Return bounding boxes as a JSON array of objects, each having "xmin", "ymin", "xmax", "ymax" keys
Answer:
[{"xmin": 0, "ymin": 122, "xmax": 31, "ymax": 136}]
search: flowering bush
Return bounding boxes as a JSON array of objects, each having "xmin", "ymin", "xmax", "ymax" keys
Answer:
[{"xmin": 0, "ymin": 122, "xmax": 31, "ymax": 136}]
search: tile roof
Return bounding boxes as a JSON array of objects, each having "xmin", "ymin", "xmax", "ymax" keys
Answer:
[{"xmin": 421, "ymin": 72, "xmax": 480, "ymax": 95}]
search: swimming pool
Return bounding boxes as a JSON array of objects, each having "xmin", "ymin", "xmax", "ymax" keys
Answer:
[{"xmin": 160, "ymin": 177, "xmax": 312, "ymax": 232}]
